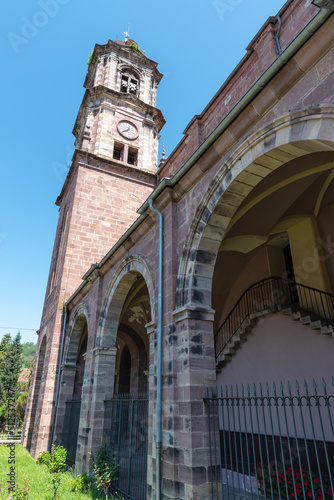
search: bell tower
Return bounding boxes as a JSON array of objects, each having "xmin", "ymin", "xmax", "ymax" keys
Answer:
[
  {"xmin": 23, "ymin": 38, "xmax": 165, "ymax": 456},
  {"xmin": 76, "ymin": 38, "xmax": 164, "ymax": 173}
]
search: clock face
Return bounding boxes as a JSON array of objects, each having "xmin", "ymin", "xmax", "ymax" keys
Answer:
[{"xmin": 118, "ymin": 121, "xmax": 138, "ymax": 139}]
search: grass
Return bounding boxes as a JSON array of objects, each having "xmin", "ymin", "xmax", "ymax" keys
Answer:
[{"xmin": 0, "ymin": 445, "xmax": 121, "ymax": 499}]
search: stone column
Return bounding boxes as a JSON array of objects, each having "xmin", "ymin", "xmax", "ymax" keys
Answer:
[
  {"xmin": 75, "ymin": 347, "xmax": 117, "ymax": 473},
  {"xmin": 159, "ymin": 305, "xmax": 220, "ymax": 500}
]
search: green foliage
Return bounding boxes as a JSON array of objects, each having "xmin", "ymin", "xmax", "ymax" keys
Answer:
[
  {"xmin": 13, "ymin": 477, "xmax": 30, "ymax": 499},
  {"xmin": 37, "ymin": 449, "xmax": 51, "ymax": 467},
  {"xmin": 71, "ymin": 472, "xmax": 92, "ymax": 493},
  {"xmin": 87, "ymin": 49, "xmax": 93, "ymax": 66},
  {"xmin": 129, "ymin": 41, "xmax": 145, "ymax": 56},
  {"xmin": 21, "ymin": 342, "xmax": 36, "ymax": 368},
  {"xmin": 0, "ymin": 332, "xmax": 22, "ymax": 425},
  {"xmin": 38, "ymin": 445, "xmax": 68, "ymax": 499},
  {"xmin": 91, "ymin": 443, "xmax": 118, "ymax": 499},
  {"xmin": 38, "ymin": 445, "xmax": 68, "ymax": 473}
]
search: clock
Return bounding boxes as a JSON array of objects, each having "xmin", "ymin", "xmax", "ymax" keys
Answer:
[{"xmin": 118, "ymin": 121, "xmax": 138, "ymax": 139}]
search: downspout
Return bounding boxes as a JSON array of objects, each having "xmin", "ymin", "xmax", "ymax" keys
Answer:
[
  {"xmin": 148, "ymin": 198, "xmax": 163, "ymax": 500},
  {"xmin": 275, "ymin": 16, "xmax": 282, "ymax": 55},
  {"xmin": 49, "ymin": 303, "xmax": 67, "ymax": 448}
]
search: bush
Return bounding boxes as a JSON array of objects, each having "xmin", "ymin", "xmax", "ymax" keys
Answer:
[
  {"xmin": 91, "ymin": 443, "xmax": 118, "ymax": 500},
  {"xmin": 71, "ymin": 472, "xmax": 92, "ymax": 493},
  {"xmin": 37, "ymin": 445, "xmax": 68, "ymax": 499},
  {"xmin": 37, "ymin": 445, "xmax": 68, "ymax": 473}
]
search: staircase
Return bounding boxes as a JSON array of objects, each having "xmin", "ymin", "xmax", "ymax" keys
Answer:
[{"xmin": 215, "ymin": 277, "xmax": 334, "ymax": 369}]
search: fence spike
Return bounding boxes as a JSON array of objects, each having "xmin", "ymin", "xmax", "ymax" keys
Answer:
[
  {"xmin": 322, "ymin": 377, "xmax": 327, "ymax": 391},
  {"xmin": 313, "ymin": 378, "xmax": 317, "ymax": 390}
]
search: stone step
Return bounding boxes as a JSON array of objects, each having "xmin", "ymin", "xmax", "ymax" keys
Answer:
[
  {"xmin": 282, "ymin": 307, "xmax": 292, "ymax": 315},
  {"xmin": 223, "ymin": 346, "xmax": 235, "ymax": 356},
  {"xmin": 217, "ymin": 353, "xmax": 232, "ymax": 365},
  {"xmin": 310, "ymin": 320, "xmax": 322, "ymax": 330},
  {"xmin": 291, "ymin": 310, "xmax": 301, "ymax": 321},
  {"xmin": 321, "ymin": 324, "xmax": 334, "ymax": 335},
  {"xmin": 300, "ymin": 315, "xmax": 314, "ymax": 325}
]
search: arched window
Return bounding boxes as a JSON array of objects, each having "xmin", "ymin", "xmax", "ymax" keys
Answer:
[{"xmin": 120, "ymin": 71, "xmax": 138, "ymax": 96}]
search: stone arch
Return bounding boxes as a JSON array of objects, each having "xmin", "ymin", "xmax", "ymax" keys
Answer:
[
  {"xmin": 63, "ymin": 304, "xmax": 89, "ymax": 366},
  {"xmin": 176, "ymin": 106, "xmax": 334, "ymax": 310},
  {"xmin": 98, "ymin": 255, "xmax": 155, "ymax": 349}
]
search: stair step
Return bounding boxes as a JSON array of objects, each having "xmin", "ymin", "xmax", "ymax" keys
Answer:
[
  {"xmin": 249, "ymin": 308, "xmax": 275, "ymax": 320},
  {"xmin": 282, "ymin": 308, "xmax": 292, "ymax": 316},
  {"xmin": 217, "ymin": 353, "xmax": 232, "ymax": 365},
  {"xmin": 310, "ymin": 320, "xmax": 322, "ymax": 330},
  {"xmin": 223, "ymin": 347, "xmax": 235, "ymax": 356},
  {"xmin": 321, "ymin": 324, "xmax": 334, "ymax": 335},
  {"xmin": 291, "ymin": 311, "xmax": 301, "ymax": 321},
  {"xmin": 300, "ymin": 315, "xmax": 313, "ymax": 325}
]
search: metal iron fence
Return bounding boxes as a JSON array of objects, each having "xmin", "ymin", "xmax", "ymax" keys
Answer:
[
  {"xmin": 214, "ymin": 277, "xmax": 334, "ymax": 360},
  {"xmin": 204, "ymin": 378, "xmax": 334, "ymax": 500},
  {"xmin": 104, "ymin": 393, "xmax": 148, "ymax": 500},
  {"xmin": 61, "ymin": 398, "xmax": 81, "ymax": 466}
]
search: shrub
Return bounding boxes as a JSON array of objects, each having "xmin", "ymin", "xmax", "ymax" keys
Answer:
[
  {"xmin": 38, "ymin": 445, "xmax": 68, "ymax": 499},
  {"xmin": 71, "ymin": 472, "xmax": 92, "ymax": 493},
  {"xmin": 91, "ymin": 443, "xmax": 118, "ymax": 500}
]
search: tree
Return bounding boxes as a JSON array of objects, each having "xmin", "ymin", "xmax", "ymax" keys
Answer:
[{"xmin": 0, "ymin": 332, "xmax": 23, "ymax": 427}]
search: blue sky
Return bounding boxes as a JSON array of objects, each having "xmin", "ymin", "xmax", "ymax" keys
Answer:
[{"xmin": 1, "ymin": 0, "xmax": 286, "ymax": 343}]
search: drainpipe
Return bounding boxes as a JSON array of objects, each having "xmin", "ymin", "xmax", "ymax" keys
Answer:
[
  {"xmin": 49, "ymin": 303, "xmax": 67, "ymax": 449},
  {"xmin": 275, "ymin": 16, "xmax": 282, "ymax": 55},
  {"xmin": 148, "ymin": 198, "xmax": 163, "ymax": 500}
]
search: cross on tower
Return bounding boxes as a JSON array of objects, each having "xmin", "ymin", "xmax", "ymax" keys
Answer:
[{"xmin": 123, "ymin": 23, "xmax": 130, "ymax": 42}]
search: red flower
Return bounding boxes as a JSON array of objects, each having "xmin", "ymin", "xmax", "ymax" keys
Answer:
[
  {"xmin": 304, "ymin": 482, "xmax": 308, "ymax": 487},
  {"xmin": 296, "ymin": 483, "xmax": 302, "ymax": 489},
  {"xmin": 328, "ymin": 487, "xmax": 333, "ymax": 497},
  {"xmin": 314, "ymin": 478, "xmax": 320, "ymax": 483},
  {"xmin": 307, "ymin": 492, "xmax": 313, "ymax": 498},
  {"xmin": 318, "ymin": 489, "xmax": 323, "ymax": 496},
  {"xmin": 290, "ymin": 494, "xmax": 294, "ymax": 499},
  {"xmin": 296, "ymin": 490, "xmax": 301, "ymax": 497}
]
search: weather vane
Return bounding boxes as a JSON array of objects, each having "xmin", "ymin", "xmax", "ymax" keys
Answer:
[{"xmin": 123, "ymin": 23, "xmax": 130, "ymax": 42}]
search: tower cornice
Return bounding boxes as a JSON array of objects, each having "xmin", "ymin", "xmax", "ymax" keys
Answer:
[{"xmin": 73, "ymin": 85, "xmax": 165, "ymax": 140}]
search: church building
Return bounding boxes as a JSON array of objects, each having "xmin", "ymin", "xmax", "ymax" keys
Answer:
[{"xmin": 23, "ymin": 0, "xmax": 334, "ymax": 498}]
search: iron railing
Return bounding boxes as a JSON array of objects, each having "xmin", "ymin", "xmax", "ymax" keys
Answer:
[
  {"xmin": 205, "ymin": 377, "xmax": 334, "ymax": 500},
  {"xmin": 214, "ymin": 277, "xmax": 334, "ymax": 360},
  {"xmin": 61, "ymin": 398, "xmax": 81, "ymax": 466},
  {"xmin": 104, "ymin": 393, "xmax": 148, "ymax": 500}
]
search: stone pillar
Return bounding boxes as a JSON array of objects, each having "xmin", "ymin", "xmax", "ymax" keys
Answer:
[
  {"xmin": 161, "ymin": 305, "xmax": 219, "ymax": 500},
  {"xmin": 75, "ymin": 347, "xmax": 117, "ymax": 473}
]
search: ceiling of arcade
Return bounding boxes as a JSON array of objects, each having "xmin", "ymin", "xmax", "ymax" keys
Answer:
[
  {"xmin": 212, "ymin": 151, "xmax": 334, "ymax": 330},
  {"xmin": 219, "ymin": 151, "xmax": 334, "ymax": 251},
  {"xmin": 116, "ymin": 276, "xmax": 150, "ymax": 353}
]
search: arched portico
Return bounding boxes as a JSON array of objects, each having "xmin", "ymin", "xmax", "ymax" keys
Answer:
[
  {"xmin": 176, "ymin": 107, "xmax": 334, "ymax": 313},
  {"xmin": 55, "ymin": 305, "xmax": 89, "ymax": 465},
  {"xmin": 76, "ymin": 255, "xmax": 155, "ymax": 480}
]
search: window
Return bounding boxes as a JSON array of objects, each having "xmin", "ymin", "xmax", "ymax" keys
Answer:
[
  {"xmin": 113, "ymin": 142, "xmax": 124, "ymax": 161},
  {"xmin": 127, "ymin": 147, "xmax": 138, "ymax": 166},
  {"xmin": 120, "ymin": 71, "xmax": 138, "ymax": 96}
]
